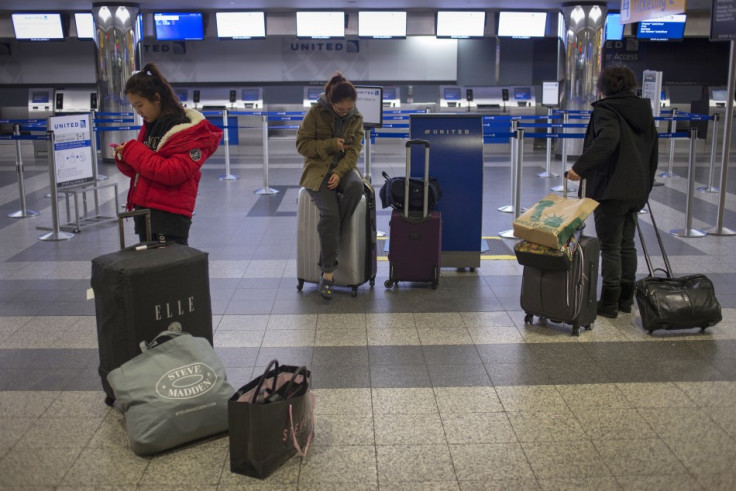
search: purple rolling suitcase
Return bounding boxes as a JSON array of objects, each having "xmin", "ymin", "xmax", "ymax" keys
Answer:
[{"xmin": 385, "ymin": 139, "xmax": 442, "ymax": 289}]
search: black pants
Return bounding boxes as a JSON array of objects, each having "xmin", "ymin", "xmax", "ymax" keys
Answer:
[
  {"xmin": 593, "ymin": 200, "xmax": 640, "ymax": 296},
  {"xmin": 138, "ymin": 232, "xmax": 188, "ymax": 246}
]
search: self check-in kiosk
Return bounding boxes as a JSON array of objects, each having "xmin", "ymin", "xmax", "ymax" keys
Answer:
[
  {"xmin": 439, "ymin": 85, "xmax": 466, "ymax": 109},
  {"xmin": 27, "ymin": 88, "xmax": 55, "ymax": 156},
  {"xmin": 54, "ymin": 89, "xmax": 98, "ymax": 115},
  {"xmin": 383, "ymin": 86, "xmax": 401, "ymax": 108},
  {"xmin": 303, "ymin": 86, "xmax": 322, "ymax": 107},
  {"xmin": 710, "ymin": 87, "xmax": 734, "ymax": 108}
]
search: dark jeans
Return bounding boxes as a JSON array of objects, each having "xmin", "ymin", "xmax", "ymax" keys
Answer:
[
  {"xmin": 305, "ymin": 170, "xmax": 364, "ymax": 274},
  {"xmin": 593, "ymin": 200, "xmax": 641, "ymax": 297}
]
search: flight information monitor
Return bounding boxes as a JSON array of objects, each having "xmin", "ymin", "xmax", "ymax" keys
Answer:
[{"xmin": 154, "ymin": 12, "xmax": 204, "ymax": 41}]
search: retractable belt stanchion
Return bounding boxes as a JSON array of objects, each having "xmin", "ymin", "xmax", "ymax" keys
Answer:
[
  {"xmin": 670, "ymin": 128, "xmax": 706, "ymax": 238},
  {"xmin": 707, "ymin": 40, "xmax": 736, "ymax": 237},
  {"xmin": 499, "ymin": 127, "xmax": 524, "ymax": 239},
  {"xmin": 499, "ymin": 120, "xmax": 520, "ymax": 213},
  {"xmin": 8, "ymin": 124, "xmax": 40, "ymax": 219},
  {"xmin": 537, "ymin": 108, "xmax": 558, "ymax": 178},
  {"xmin": 255, "ymin": 114, "xmax": 278, "ymax": 195},
  {"xmin": 551, "ymin": 113, "xmax": 573, "ymax": 193},
  {"xmin": 661, "ymin": 108, "xmax": 681, "ymax": 178},
  {"xmin": 698, "ymin": 113, "xmax": 719, "ymax": 193},
  {"xmin": 92, "ymin": 110, "xmax": 108, "ymax": 181},
  {"xmin": 38, "ymin": 130, "xmax": 74, "ymax": 241},
  {"xmin": 219, "ymin": 109, "xmax": 238, "ymax": 181}
]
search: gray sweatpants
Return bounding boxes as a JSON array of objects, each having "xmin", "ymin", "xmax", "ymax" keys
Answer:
[{"xmin": 305, "ymin": 170, "xmax": 364, "ymax": 274}]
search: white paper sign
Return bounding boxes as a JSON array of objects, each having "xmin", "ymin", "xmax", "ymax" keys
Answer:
[
  {"xmin": 48, "ymin": 114, "xmax": 94, "ymax": 188},
  {"xmin": 356, "ymin": 86, "xmax": 383, "ymax": 128}
]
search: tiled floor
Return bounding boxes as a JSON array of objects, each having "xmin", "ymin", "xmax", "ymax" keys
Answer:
[{"xmin": 1, "ymin": 128, "xmax": 735, "ymax": 490}]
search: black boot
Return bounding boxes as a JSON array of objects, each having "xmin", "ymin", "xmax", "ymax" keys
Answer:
[
  {"xmin": 618, "ymin": 283, "xmax": 635, "ymax": 313},
  {"xmin": 597, "ymin": 287, "xmax": 619, "ymax": 319}
]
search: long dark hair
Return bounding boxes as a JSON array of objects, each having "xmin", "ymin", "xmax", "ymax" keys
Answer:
[
  {"xmin": 324, "ymin": 72, "xmax": 357, "ymax": 104},
  {"xmin": 125, "ymin": 63, "xmax": 186, "ymax": 119}
]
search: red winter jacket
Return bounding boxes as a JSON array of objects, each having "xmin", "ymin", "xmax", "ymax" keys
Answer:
[{"xmin": 116, "ymin": 108, "xmax": 223, "ymax": 218}]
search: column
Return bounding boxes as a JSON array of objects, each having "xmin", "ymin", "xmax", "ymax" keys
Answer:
[
  {"xmin": 93, "ymin": 3, "xmax": 140, "ymax": 161},
  {"xmin": 560, "ymin": 3, "xmax": 607, "ymax": 157}
]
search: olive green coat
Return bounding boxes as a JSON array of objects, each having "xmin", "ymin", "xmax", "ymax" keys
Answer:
[{"xmin": 296, "ymin": 100, "xmax": 364, "ymax": 191}]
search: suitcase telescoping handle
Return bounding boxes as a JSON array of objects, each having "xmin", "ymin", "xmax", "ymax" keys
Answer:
[
  {"xmin": 563, "ymin": 171, "xmax": 586, "ymax": 199},
  {"xmin": 404, "ymin": 139, "xmax": 431, "ymax": 219},
  {"xmin": 117, "ymin": 209, "xmax": 153, "ymax": 251},
  {"xmin": 635, "ymin": 201, "xmax": 674, "ymax": 279}
]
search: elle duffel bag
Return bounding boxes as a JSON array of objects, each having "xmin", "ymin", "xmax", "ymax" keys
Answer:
[{"xmin": 634, "ymin": 202, "xmax": 722, "ymax": 333}]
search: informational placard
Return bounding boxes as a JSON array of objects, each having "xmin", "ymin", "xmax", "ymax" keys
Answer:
[
  {"xmin": 356, "ymin": 85, "xmax": 383, "ymax": 128},
  {"xmin": 620, "ymin": 0, "xmax": 685, "ymax": 24},
  {"xmin": 542, "ymin": 81, "xmax": 559, "ymax": 106},
  {"xmin": 711, "ymin": 0, "xmax": 736, "ymax": 41},
  {"xmin": 642, "ymin": 70, "xmax": 663, "ymax": 119},
  {"xmin": 48, "ymin": 114, "xmax": 94, "ymax": 188}
]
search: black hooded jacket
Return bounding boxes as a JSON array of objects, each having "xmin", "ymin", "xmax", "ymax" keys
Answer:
[{"xmin": 571, "ymin": 92, "xmax": 659, "ymax": 207}]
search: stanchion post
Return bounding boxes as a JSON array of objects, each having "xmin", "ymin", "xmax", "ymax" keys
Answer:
[
  {"xmin": 364, "ymin": 130, "xmax": 372, "ymax": 182},
  {"xmin": 255, "ymin": 114, "xmax": 278, "ymax": 195},
  {"xmin": 698, "ymin": 113, "xmax": 719, "ymax": 193},
  {"xmin": 707, "ymin": 40, "xmax": 736, "ymax": 236},
  {"xmin": 662, "ymin": 108, "xmax": 680, "ymax": 178},
  {"xmin": 8, "ymin": 124, "xmax": 40, "ymax": 218},
  {"xmin": 499, "ymin": 128, "xmax": 524, "ymax": 238},
  {"xmin": 219, "ymin": 108, "xmax": 238, "ymax": 180},
  {"xmin": 670, "ymin": 128, "xmax": 705, "ymax": 238},
  {"xmin": 92, "ymin": 110, "xmax": 108, "ymax": 182},
  {"xmin": 538, "ymin": 107, "xmax": 558, "ymax": 178},
  {"xmin": 38, "ymin": 130, "xmax": 75, "ymax": 241},
  {"xmin": 551, "ymin": 113, "xmax": 571, "ymax": 192},
  {"xmin": 498, "ymin": 120, "xmax": 519, "ymax": 213}
]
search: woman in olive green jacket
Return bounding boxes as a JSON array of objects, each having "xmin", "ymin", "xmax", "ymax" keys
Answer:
[{"xmin": 296, "ymin": 72, "xmax": 364, "ymax": 299}]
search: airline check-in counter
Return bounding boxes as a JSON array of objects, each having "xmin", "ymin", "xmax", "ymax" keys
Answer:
[
  {"xmin": 175, "ymin": 87, "xmax": 262, "ymax": 145},
  {"xmin": 438, "ymin": 86, "xmax": 466, "ymax": 110},
  {"xmin": 382, "ymin": 87, "xmax": 401, "ymax": 108},
  {"xmin": 660, "ymin": 88, "xmax": 671, "ymax": 108},
  {"xmin": 54, "ymin": 89, "xmax": 98, "ymax": 115},
  {"xmin": 464, "ymin": 86, "xmax": 537, "ymax": 113},
  {"xmin": 710, "ymin": 87, "xmax": 734, "ymax": 109}
]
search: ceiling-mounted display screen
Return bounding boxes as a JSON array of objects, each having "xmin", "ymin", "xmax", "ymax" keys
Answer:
[
  {"xmin": 12, "ymin": 13, "xmax": 64, "ymax": 40},
  {"xmin": 296, "ymin": 11, "xmax": 345, "ymax": 38},
  {"xmin": 216, "ymin": 12, "xmax": 265, "ymax": 39},
  {"xmin": 358, "ymin": 11, "xmax": 407, "ymax": 38},
  {"xmin": 636, "ymin": 14, "xmax": 686, "ymax": 41},
  {"xmin": 605, "ymin": 12, "xmax": 624, "ymax": 41},
  {"xmin": 436, "ymin": 11, "xmax": 486, "ymax": 38},
  {"xmin": 497, "ymin": 11, "xmax": 547, "ymax": 38},
  {"xmin": 154, "ymin": 12, "xmax": 204, "ymax": 41},
  {"xmin": 74, "ymin": 13, "xmax": 95, "ymax": 39}
]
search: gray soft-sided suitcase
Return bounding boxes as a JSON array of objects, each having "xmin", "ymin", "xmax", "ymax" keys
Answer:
[
  {"xmin": 296, "ymin": 179, "xmax": 377, "ymax": 297},
  {"xmin": 520, "ymin": 234, "xmax": 599, "ymax": 336}
]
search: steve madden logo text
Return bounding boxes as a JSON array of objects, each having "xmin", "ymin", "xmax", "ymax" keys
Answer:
[
  {"xmin": 154, "ymin": 296, "xmax": 195, "ymax": 321},
  {"xmin": 156, "ymin": 362, "xmax": 218, "ymax": 400}
]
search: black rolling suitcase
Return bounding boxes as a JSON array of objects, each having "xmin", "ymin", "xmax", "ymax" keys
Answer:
[
  {"xmin": 519, "ymin": 179, "xmax": 598, "ymax": 336},
  {"xmin": 91, "ymin": 210, "xmax": 213, "ymax": 405}
]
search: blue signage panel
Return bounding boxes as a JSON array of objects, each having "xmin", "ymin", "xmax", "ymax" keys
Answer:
[{"xmin": 410, "ymin": 114, "xmax": 484, "ymax": 267}]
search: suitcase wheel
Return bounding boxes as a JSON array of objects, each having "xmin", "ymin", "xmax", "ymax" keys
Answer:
[
  {"xmin": 104, "ymin": 396, "xmax": 115, "ymax": 407},
  {"xmin": 370, "ymin": 278, "xmax": 375, "ymax": 287},
  {"xmin": 584, "ymin": 323, "xmax": 593, "ymax": 331},
  {"xmin": 524, "ymin": 314, "xmax": 534, "ymax": 325},
  {"xmin": 351, "ymin": 287, "xmax": 358, "ymax": 298},
  {"xmin": 297, "ymin": 279, "xmax": 304, "ymax": 291},
  {"xmin": 572, "ymin": 324, "xmax": 580, "ymax": 337},
  {"xmin": 384, "ymin": 279, "xmax": 394, "ymax": 288}
]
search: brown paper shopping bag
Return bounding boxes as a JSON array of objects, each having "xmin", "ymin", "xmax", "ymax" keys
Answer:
[{"xmin": 512, "ymin": 193, "xmax": 598, "ymax": 249}]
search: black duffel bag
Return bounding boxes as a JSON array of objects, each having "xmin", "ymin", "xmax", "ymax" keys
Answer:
[
  {"xmin": 635, "ymin": 202, "xmax": 721, "ymax": 333},
  {"xmin": 379, "ymin": 171, "xmax": 442, "ymax": 211}
]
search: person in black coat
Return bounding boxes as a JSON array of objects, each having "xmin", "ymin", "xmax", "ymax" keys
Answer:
[{"xmin": 567, "ymin": 66, "xmax": 659, "ymax": 318}]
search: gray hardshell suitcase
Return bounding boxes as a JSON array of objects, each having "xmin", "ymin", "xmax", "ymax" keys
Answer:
[{"xmin": 296, "ymin": 180, "xmax": 377, "ymax": 297}]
